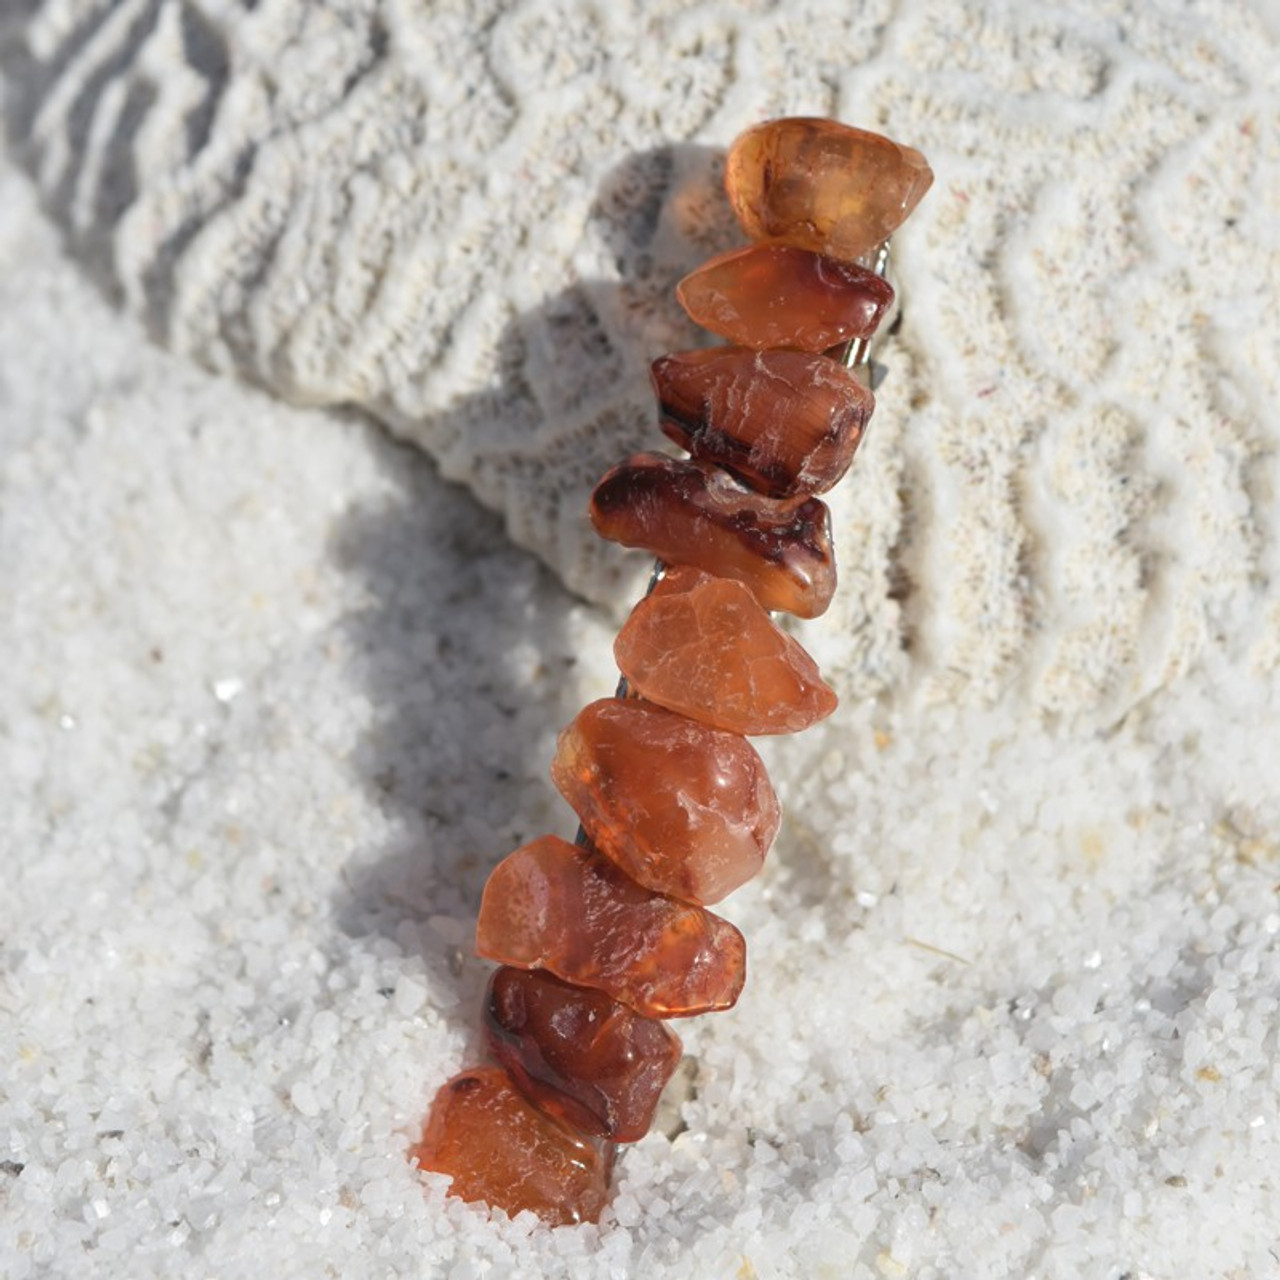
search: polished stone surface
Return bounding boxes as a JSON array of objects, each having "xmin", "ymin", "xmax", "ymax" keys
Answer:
[
  {"xmin": 485, "ymin": 966, "xmax": 682, "ymax": 1143},
  {"xmin": 725, "ymin": 116, "xmax": 933, "ymax": 262},
  {"xmin": 653, "ymin": 346, "xmax": 873, "ymax": 497},
  {"xmin": 615, "ymin": 566, "xmax": 838, "ymax": 735},
  {"xmin": 413, "ymin": 1066, "xmax": 614, "ymax": 1226},
  {"xmin": 590, "ymin": 453, "xmax": 836, "ymax": 617},
  {"xmin": 676, "ymin": 243, "xmax": 893, "ymax": 351},
  {"xmin": 552, "ymin": 696, "xmax": 780, "ymax": 903},
  {"xmin": 476, "ymin": 834, "xmax": 747, "ymax": 1017}
]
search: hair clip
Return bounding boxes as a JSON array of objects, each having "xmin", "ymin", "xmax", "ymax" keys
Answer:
[{"xmin": 411, "ymin": 117, "xmax": 933, "ymax": 1227}]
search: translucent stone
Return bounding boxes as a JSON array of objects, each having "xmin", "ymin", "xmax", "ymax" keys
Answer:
[
  {"xmin": 476, "ymin": 833, "xmax": 746, "ymax": 1017},
  {"xmin": 485, "ymin": 966, "xmax": 682, "ymax": 1143},
  {"xmin": 589, "ymin": 452, "xmax": 836, "ymax": 618},
  {"xmin": 725, "ymin": 117, "xmax": 934, "ymax": 262},
  {"xmin": 413, "ymin": 1066, "xmax": 614, "ymax": 1226},
  {"xmin": 676, "ymin": 244, "xmax": 893, "ymax": 351},
  {"xmin": 652, "ymin": 347, "xmax": 873, "ymax": 497},
  {"xmin": 614, "ymin": 566, "xmax": 838, "ymax": 735},
  {"xmin": 551, "ymin": 697, "xmax": 780, "ymax": 904}
]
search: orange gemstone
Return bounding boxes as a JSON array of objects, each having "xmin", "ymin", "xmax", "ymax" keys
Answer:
[
  {"xmin": 413, "ymin": 1066, "xmax": 614, "ymax": 1226},
  {"xmin": 485, "ymin": 967, "xmax": 682, "ymax": 1143},
  {"xmin": 725, "ymin": 117, "xmax": 933, "ymax": 262},
  {"xmin": 676, "ymin": 244, "xmax": 893, "ymax": 351},
  {"xmin": 652, "ymin": 347, "xmax": 873, "ymax": 497},
  {"xmin": 615, "ymin": 566, "xmax": 838, "ymax": 735},
  {"xmin": 589, "ymin": 453, "xmax": 836, "ymax": 618},
  {"xmin": 476, "ymin": 834, "xmax": 746, "ymax": 1017},
  {"xmin": 551, "ymin": 697, "xmax": 780, "ymax": 904}
]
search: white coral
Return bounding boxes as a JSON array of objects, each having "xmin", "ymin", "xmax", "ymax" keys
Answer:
[{"xmin": 4, "ymin": 0, "xmax": 1278, "ymax": 720}]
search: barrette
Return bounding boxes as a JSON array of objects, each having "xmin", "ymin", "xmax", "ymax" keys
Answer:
[{"xmin": 412, "ymin": 117, "xmax": 933, "ymax": 1226}]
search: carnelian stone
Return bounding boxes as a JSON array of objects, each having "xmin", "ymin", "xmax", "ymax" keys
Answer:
[
  {"xmin": 676, "ymin": 244, "xmax": 893, "ymax": 351},
  {"xmin": 476, "ymin": 833, "xmax": 746, "ymax": 1017},
  {"xmin": 551, "ymin": 697, "xmax": 780, "ymax": 904},
  {"xmin": 614, "ymin": 566, "xmax": 838, "ymax": 736},
  {"xmin": 589, "ymin": 453, "xmax": 836, "ymax": 618},
  {"xmin": 413, "ymin": 1066, "xmax": 614, "ymax": 1225},
  {"xmin": 725, "ymin": 117, "xmax": 933, "ymax": 262},
  {"xmin": 652, "ymin": 347, "xmax": 873, "ymax": 497},
  {"xmin": 485, "ymin": 966, "xmax": 682, "ymax": 1143}
]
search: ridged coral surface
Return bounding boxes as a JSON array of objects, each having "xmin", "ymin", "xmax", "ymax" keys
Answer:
[{"xmin": 4, "ymin": 0, "xmax": 1277, "ymax": 718}]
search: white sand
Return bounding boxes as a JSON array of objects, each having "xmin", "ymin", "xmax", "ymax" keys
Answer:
[{"xmin": 3, "ymin": 2, "xmax": 1280, "ymax": 1276}]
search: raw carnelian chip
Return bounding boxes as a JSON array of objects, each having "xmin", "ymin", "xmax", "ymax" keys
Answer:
[
  {"xmin": 476, "ymin": 833, "xmax": 746, "ymax": 1017},
  {"xmin": 413, "ymin": 1066, "xmax": 614, "ymax": 1225},
  {"xmin": 552, "ymin": 697, "xmax": 780, "ymax": 904},
  {"xmin": 725, "ymin": 117, "xmax": 933, "ymax": 262},
  {"xmin": 615, "ymin": 566, "xmax": 837, "ymax": 735},
  {"xmin": 485, "ymin": 966, "xmax": 682, "ymax": 1143},
  {"xmin": 676, "ymin": 244, "xmax": 893, "ymax": 351},
  {"xmin": 589, "ymin": 453, "xmax": 835, "ymax": 619},
  {"xmin": 652, "ymin": 347, "xmax": 872, "ymax": 497}
]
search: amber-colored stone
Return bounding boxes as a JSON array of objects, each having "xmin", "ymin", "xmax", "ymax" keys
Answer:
[
  {"xmin": 725, "ymin": 117, "xmax": 933, "ymax": 262},
  {"xmin": 652, "ymin": 347, "xmax": 873, "ymax": 498},
  {"xmin": 676, "ymin": 244, "xmax": 893, "ymax": 351},
  {"xmin": 614, "ymin": 566, "xmax": 837, "ymax": 736},
  {"xmin": 476, "ymin": 833, "xmax": 746, "ymax": 1017},
  {"xmin": 589, "ymin": 453, "xmax": 835, "ymax": 618},
  {"xmin": 551, "ymin": 697, "xmax": 780, "ymax": 904},
  {"xmin": 485, "ymin": 967, "xmax": 682, "ymax": 1143},
  {"xmin": 413, "ymin": 1066, "xmax": 614, "ymax": 1225}
]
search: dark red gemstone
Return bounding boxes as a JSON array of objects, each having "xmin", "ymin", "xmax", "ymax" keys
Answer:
[
  {"xmin": 484, "ymin": 967, "xmax": 682, "ymax": 1143},
  {"xmin": 589, "ymin": 453, "xmax": 836, "ymax": 618},
  {"xmin": 652, "ymin": 346, "xmax": 873, "ymax": 497}
]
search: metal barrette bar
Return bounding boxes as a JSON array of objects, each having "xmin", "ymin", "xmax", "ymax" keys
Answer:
[{"xmin": 843, "ymin": 241, "xmax": 892, "ymax": 373}]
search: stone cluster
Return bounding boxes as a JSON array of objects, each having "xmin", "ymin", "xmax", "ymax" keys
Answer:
[{"xmin": 413, "ymin": 117, "xmax": 933, "ymax": 1226}]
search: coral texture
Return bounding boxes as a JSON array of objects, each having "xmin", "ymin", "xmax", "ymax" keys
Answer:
[{"xmin": 3, "ymin": 0, "xmax": 1276, "ymax": 720}]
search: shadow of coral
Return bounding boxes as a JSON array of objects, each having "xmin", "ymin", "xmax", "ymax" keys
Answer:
[
  {"xmin": 327, "ymin": 436, "xmax": 580, "ymax": 945},
  {"xmin": 325, "ymin": 145, "xmax": 736, "ymax": 1008}
]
